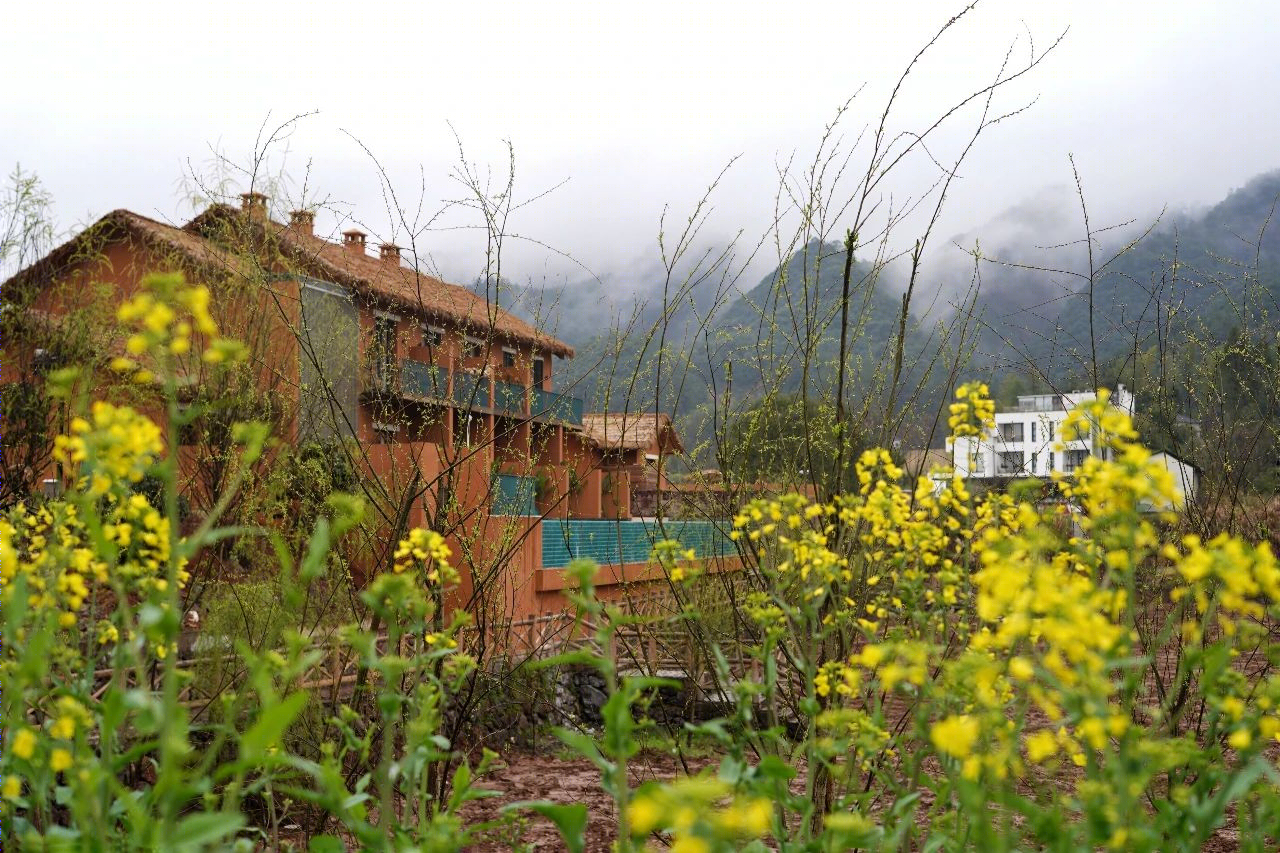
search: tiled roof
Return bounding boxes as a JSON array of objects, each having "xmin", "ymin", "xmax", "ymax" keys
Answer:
[{"xmin": 580, "ymin": 411, "xmax": 683, "ymax": 454}]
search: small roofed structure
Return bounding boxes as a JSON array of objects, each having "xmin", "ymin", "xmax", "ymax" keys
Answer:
[
  {"xmin": 580, "ymin": 411, "xmax": 684, "ymax": 455},
  {"xmin": 580, "ymin": 412, "xmax": 684, "ymax": 519}
]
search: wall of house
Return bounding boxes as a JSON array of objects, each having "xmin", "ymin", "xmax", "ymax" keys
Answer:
[
  {"xmin": 601, "ymin": 469, "xmax": 631, "ymax": 519},
  {"xmin": 9, "ymin": 238, "xmax": 307, "ymax": 491},
  {"xmin": 564, "ymin": 430, "xmax": 604, "ymax": 517}
]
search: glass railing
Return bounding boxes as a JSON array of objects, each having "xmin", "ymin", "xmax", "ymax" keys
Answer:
[
  {"xmin": 530, "ymin": 388, "xmax": 585, "ymax": 426},
  {"xmin": 540, "ymin": 519, "xmax": 735, "ymax": 568},
  {"xmin": 494, "ymin": 473, "xmax": 537, "ymax": 516},
  {"xmin": 494, "ymin": 381, "xmax": 528, "ymax": 417},
  {"xmin": 400, "ymin": 359, "xmax": 448, "ymax": 400},
  {"xmin": 452, "ymin": 371, "xmax": 490, "ymax": 410}
]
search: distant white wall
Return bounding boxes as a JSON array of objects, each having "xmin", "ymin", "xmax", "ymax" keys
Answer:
[{"xmin": 1150, "ymin": 451, "xmax": 1198, "ymax": 508}]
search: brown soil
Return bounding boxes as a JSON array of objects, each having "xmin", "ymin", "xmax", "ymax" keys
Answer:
[
  {"xmin": 461, "ymin": 748, "xmax": 717, "ymax": 852},
  {"xmin": 454, "ymin": 727, "xmax": 1271, "ymax": 851}
]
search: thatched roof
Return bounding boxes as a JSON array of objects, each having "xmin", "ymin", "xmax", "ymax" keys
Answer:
[
  {"xmin": 186, "ymin": 204, "xmax": 573, "ymax": 357},
  {"xmin": 580, "ymin": 412, "xmax": 684, "ymax": 454},
  {"xmin": 4, "ymin": 202, "xmax": 573, "ymax": 358},
  {"xmin": 2, "ymin": 208, "xmax": 261, "ymax": 299}
]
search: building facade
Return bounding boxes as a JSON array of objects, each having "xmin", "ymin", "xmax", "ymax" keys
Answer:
[
  {"xmin": 2, "ymin": 192, "xmax": 733, "ymax": 630},
  {"xmin": 948, "ymin": 387, "xmax": 1137, "ymax": 480}
]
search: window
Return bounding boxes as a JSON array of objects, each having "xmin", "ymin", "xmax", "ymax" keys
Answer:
[
  {"xmin": 999, "ymin": 422, "xmax": 1024, "ymax": 442},
  {"xmin": 971, "ymin": 451, "xmax": 985, "ymax": 474},
  {"xmin": 1064, "ymin": 449, "xmax": 1089, "ymax": 473},
  {"xmin": 502, "ymin": 347, "xmax": 517, "ymax": 368},
  {"xmin": 372, "ymin": 421, "xmax": 399, "ymax": 444},
  {"xmin": 1030, "ymin": 451, "xmax": 1038, "ymax": 473},
  {"xmin": 1030, "ymin": 421, "xmax": 1037, "ymax": 443},
  {"xmin": 1048, "ymin": 452, "xmax": 1055, "ymax": 472},
  {"xmin": 462, "ymin": 337, "xmax": 484, "ymax": 359},
  {"xmin": 373, "ymin": 315, "xmax": 397, "ymax": 389},
  {"xmin": 423, "ymin": 325, "xmax": 443, "ymax": 348},
  {"xmin": 998, "ymin": 451, "xmax": 1024, "ymax": 475},
  {"xmin": 532, "ymin": 356, "xmax": 545, "ymax": 388}
]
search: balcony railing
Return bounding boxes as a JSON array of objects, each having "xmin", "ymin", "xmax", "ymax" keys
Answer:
[
  {"xmin": 400, "ymin": 359, "xmax": 449, "ymax": 400},
  {"xmin": 362, "ymin": 361, "xmax": 584, "ymax": 425},
  {"xmin": 494, "ymin": 381, "xmax": 529, "ymax": 417},
  {"xmin": 363, "ymin": 357, "xmax": 448, "ymax": 401},
  {"xmin": 494, "ymin": 473, "xmax": 537, "ymax": 516},
  {"xmin": 541, "ymin": 519, "xmax": 735, "ymax": 569},
  {"xmin": 452, "ymin": 371, "xmax": 491, "ymax": 410},
  {"xmin": 997, "ymin": 424, "xmax": 1025, "ymax": 443},
  {"xmin": 530, "ymin": 388, "xmax": 585, "ymax": 426}
]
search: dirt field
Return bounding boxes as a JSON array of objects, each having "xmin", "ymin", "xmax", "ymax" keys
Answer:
[
  {"xmin": 454, "ymin": 742, "xmax": 1261, "ymax": 852},
  {"xmin": 461, "ymin": 748, "xmax": 717, "ymax": 851}
]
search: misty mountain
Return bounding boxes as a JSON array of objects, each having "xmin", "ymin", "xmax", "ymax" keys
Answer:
[
  {"xmin": 481, "ymin": 170, "xmax": 1280, "ymax": 460},
  {"xmin": 967, "ymin": 170, "xmax": 1280, "ymax": 381},
  {"xmin": 484, "ymin": 238, "xmax": 935, "ymax": 460}
]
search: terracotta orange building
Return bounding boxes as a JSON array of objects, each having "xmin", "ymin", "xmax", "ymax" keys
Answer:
[{"xmin": 2, "ymin": 193, "xmax": 734, "ymax": 630}]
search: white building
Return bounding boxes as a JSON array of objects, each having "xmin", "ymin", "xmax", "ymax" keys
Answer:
[
  {"xmin": 1148, "ymin": 451, "xmax": 1199, "ymax": 508},
  {"xmin": 948, "ymin": 386, "xmax": 1136, "ymax": 480}
]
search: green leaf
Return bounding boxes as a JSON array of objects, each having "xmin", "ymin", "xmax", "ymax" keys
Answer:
[
  {"xmin": 620, "ymin": 674, "xmax": 681, "ymax": 692},
  {"xmin": 553, "ymin": 728, "xmax": 614, "ymax": 775},
  {"xmin": 504, "ymin": 801, "xmax": 589, "ymax": 853},
  {"xmin": 308, "ymin": 836, "xmax": 346, "ymax": 853},
  {"xmin": 753, "ymin": 754, "xmax": 797, "ymax": 782},
  {"xmin": 299, "ymin": 517, "xmax": 331, "ymax": 582},
  {"xmin": 170, "ymin": 812, "xmax": 246, "ymax": 849},
  {"xmin": 242, "ymin": 691, "xmax": 309, "ymax": 759},
  {"xmin": 447, "ymin": 762, "xmax": 472, "ymax": 811}
]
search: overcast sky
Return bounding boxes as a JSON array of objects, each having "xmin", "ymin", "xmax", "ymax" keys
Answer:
[{"xmin": 5, "ymin": 0, "xmax": 1279, "ymax": 294}]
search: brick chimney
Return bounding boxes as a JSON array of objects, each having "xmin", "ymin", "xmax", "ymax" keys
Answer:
[
  {"xmin": 379, "ymin": 243, "xmax": 401, "ymax": 266},
  {"xmin": 240, "ymin": 191, "xmax": 268, "ymax": 221},
  {"xmin": 288, "ymin": 209, "xmax": 315, "ymax": 236},
  {"xmin": 342, "ymin": 229, "xmax": 367, "ymax": 256}
]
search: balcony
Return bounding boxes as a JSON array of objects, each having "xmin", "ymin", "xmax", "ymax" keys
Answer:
[
  {"xmin": 452, "ymin": 371, "xmax": 491, "ymax": 410},
  {"xmin": 541, "ymin": 519, "xmax": 735, "ymax": 569},
  {"xmin": 362, "ymin": 357, "xmax": 449, "ymax": 402},
  {"xmin": 494, "ymin": 381, "xmax": 529, "ymax": 417},
  {"xmin": 400, "ymin": 359, "xmax": 449, "ymax": 400},
  {"xmin": 1010, "ymin": 395, "xmax": 1065, "ymax": 413},
  {"xmin": 1063, "ymin": 449, "xmax": 1090, "ymax": 473},
  {"xmin": 996, "ymin": 451, "xmax": 1024, "ymax": 476},
  {"xmin": 998, "ymin": 423, "xmax": 1025, "ymax": 443},
  {"xmin": 530, "ymin": 388, "xmax": 585, "ymax": 426}
]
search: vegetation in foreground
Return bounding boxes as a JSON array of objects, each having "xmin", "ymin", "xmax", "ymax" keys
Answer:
[{"xmin": 4, "ymin": 277, "xmax": 1280, "ymax": 851}]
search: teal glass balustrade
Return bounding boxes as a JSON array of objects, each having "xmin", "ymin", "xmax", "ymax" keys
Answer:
[
  {"xmin": 540, "ymin": 519, "xmax": 734, "ymax": 568},
  {"xmin": 494, "ymin": 381, "xmax": 528, "ymax": 417},
  {"xmin": 495, "ymin": 474, "xmax": 537, "ymax": 516},
  {"xmin": 400, "ymin": 359, "xmax": 448, "ymax": 399},
  {"xmin": 530, "ymin": 388, "xmax": 584, "ymax": 426},
  {"xmin": 452, "ymin": 372, "xmax": 491, "ymax": 409}
]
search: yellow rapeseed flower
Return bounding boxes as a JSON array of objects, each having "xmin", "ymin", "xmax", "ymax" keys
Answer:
[
  {"xmin": 628, "ymin": 793, "xmax": 662, "ymax": 835},
  {"xmin": 50, "ymin": 748, "xmax": 73, "ymax": 772},
  {"xmin": 931, "ymin": 714, "xmax": 980, "ymax": 759},
  {"xmin": 12, "ymin": 727, "xmax": 36, "ymax": 760},
  {"xmin": 1025, "ymin": 729, "xmax": 1059, "ymax": 763}
]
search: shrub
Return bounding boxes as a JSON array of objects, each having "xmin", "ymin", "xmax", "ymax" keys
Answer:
[{"xmin": 3, "ymin": 277, "xmax": 1278, "ymax": 851}]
